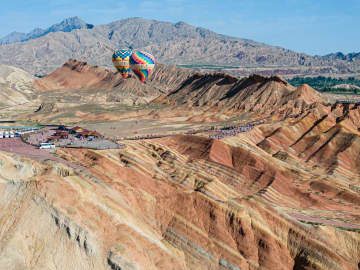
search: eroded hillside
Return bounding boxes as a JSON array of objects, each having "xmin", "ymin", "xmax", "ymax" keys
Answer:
[
  {"xmin": 0, "ymin": 65, "xmax": 35, "ymax": 107},
  {"xmin": 159, "ymin": 73, "xmax": 331, "ymax": 117},
  {"xmin": 32, "ymin": 59, "xmax": 195, "ymax": 107},
  {"xmin": 1, "ymin": 134, "xmax": 359, "ymax": 269},
  {"xmin": 1, "ymin": 62, "xmax": 360, "ymax": 269}
]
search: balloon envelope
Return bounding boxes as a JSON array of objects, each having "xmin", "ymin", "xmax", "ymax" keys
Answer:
[
  {"xmin": 112, "ymin": 49, "xmax": 132, "ymax": 78},
  {"xmin": 130, "ymin": 50, "xmax": 155, "ymax": 83}
]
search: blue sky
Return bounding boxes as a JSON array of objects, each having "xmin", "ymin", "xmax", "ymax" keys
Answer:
[{"xmin": 1, "ymin": 0, "xmax": 359, "ymax": 55}]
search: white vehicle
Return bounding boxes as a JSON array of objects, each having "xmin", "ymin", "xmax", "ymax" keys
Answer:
[
  {"xmin": 9, "ymin": 131, "xmax": 14, "ymax": 138},
  {"xmin": 4, "ymin": 131, "xmax": 9, "ymax": 138},
  {"xmin": 0, "ymin": 132, "xmax": 3, "ymax": 139},
  {"xmin": 39, "ymin": 143, "xmax": 55, "ymax": 149}
]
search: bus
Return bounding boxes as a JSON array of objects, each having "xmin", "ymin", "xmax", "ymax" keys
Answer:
[{"xmin": 39, "ymin": 143, "xmax": 56, "ymax": 149}]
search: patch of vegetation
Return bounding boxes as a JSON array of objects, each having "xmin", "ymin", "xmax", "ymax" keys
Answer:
[
  {"xmin": 336, "ymin": 227, "xmax": 360, "ymax": 233},
  {"xmin": 288, "ymin": 76, "xmax": 360, "ymax": 94},
  {"xmin": 177, "ymin": 64, "xmax": 240, "ymax": 70},
  {"xmin": 194, "ymin": 179, "xmax": 206, "ymax": 192},
  {"xmin": 299, "ymin": 219, "xmax": 360, "ymax": 233},
  {"xmin": 298, "ymin": 220, "xmax": 323, "ymax": 226},
  {"xmin": 272, "ymin": 151, "xmax": 288, "ymax": 161},
  {"xmin": 320, "ymin": 88, "xmax": 359, "ymax": 95},
  {"xmin": 349, "ymin": 184, "xmax": 360, "ymax": 193}
]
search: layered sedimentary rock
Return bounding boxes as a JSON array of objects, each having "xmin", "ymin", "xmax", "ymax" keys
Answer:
[
  {"xmin": 33, "ymin": 60, "xmax": 195, "ymax": 106},
  {"xmin": 0, "ymin": 130, "xmax": 359, "ymax": 269},
  {"xmin": 34, "ymin": 59, "xmax": 160, "ymax": 96},
  {"xmin": 2, "ymin": 61, "xmax": 360, "ymax": 269},
  {"xmin": 159, "ymin": 73, "xmax": 330, "ymax": 117},
  {"xmin": 0, "ymin": 64, "xmax": 35, "ymax": 107},
  {"xmin": 35, "ymin": 59, "xmax": 194, "ymax": 93}
]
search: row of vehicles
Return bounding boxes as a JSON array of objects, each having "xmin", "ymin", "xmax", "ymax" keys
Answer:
[
  {"xmin": 0, "ymin": 131, "xmax": 20, "ymax": 138},
  {"xmin": 0, "ymin": 131, "xmax": 55, "ymax": 149},
  {"xmin": 0, "ymin": 128, "xmax": 55, "ymax": 150}
]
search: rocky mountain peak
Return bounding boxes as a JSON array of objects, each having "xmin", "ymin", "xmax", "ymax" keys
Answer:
[
  {"xmin": 0, "ymin": 16, "xmax": 93, "ymax": 45},
  {"xmin": 174, "ymin": 21, "xmax": 187, "ymax": 28},
  {"xmin": 48, "ymin": 16, "xmax": 94, "ymax": 32}
]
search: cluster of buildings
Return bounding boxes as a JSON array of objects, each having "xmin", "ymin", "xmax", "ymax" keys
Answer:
[
  {"xmin": 70, "ymin": 126, "xmax": 102, "ymax": 139},
  {"xmin": 46, "ymin": 126, "xmax": 102, "ymax": 143}
]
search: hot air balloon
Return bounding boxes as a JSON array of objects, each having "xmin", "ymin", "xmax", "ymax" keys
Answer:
[
  {"xmin": 130, "ymin": 50, "xmax": 155, "ymax": 83},
  {"xmin": 112, "ymin": 49, "xmax": 132, "ymax": 78}
]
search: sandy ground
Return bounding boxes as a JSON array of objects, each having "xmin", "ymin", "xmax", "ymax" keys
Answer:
[{"xmin": 83, "ymin": 119, "xmax": 207, "ymax": 139}]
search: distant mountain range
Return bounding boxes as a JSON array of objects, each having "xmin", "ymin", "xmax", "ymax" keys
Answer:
[
  {"xmin": 0, "ymin": 17, "xmax": 359, "ymax": 76},
  {"xmin": 0, "ymin": 17, "xmax": 94, "ymax": 44},
  {"xmin": 323, "ymin": 52, "xmax": 360, "ymax": 62}
]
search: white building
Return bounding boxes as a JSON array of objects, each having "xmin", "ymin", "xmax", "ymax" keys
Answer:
[{"xmin": 39, "ymin": 143, "xmax": 56, "ymax": 149}]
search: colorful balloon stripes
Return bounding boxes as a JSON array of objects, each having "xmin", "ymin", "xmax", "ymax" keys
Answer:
[
  {"xmin": 112, "ymin": 49, "xmax": 132, "ymax": 78},
  {"xmin": 130, "ymin": 50, "xmax": 156, "ymax": 83},
  {"xmin": 112, "ymin": 49, "xmax": 155, "ymax": 82}
]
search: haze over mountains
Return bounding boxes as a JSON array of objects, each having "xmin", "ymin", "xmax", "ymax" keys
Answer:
[
  {"xmin": 0, "ymin": 17, "xmax": 359, "ymax": 77},
  {"xmin": 0, "ymin": 17, "xmax": 94, "ymax": 45}
]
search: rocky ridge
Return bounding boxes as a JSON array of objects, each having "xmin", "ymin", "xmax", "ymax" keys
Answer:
[
  {"xmin": 0, "ymin": 17, "xmax": 359, "ymax": 76},
  {"xmin": 0, "ymin": 17, "xmax": 94, "ymax": 45},
  {"xmin": 157, "ymin": 72, "xmax": 329, "ymax": 118}
]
